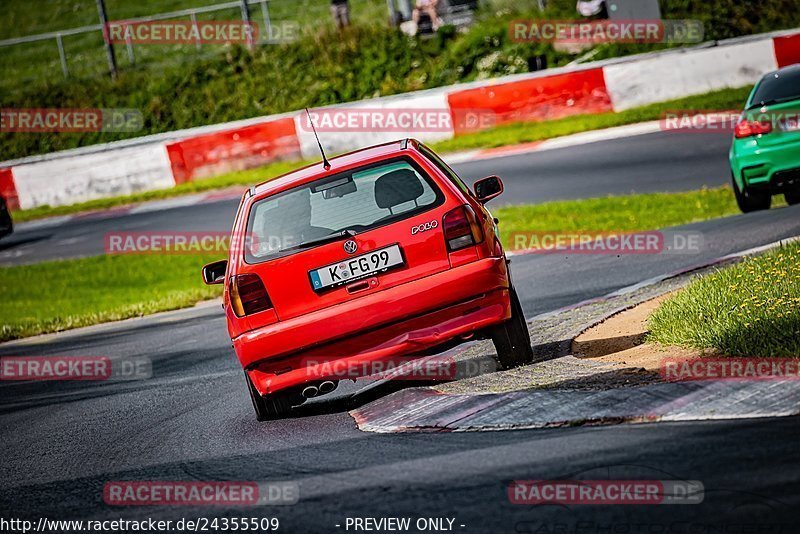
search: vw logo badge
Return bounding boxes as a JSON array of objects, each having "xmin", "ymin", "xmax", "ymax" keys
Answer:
[{"xmin": 343, "ymin": 240, "xmax": 358, "ymax": 254}]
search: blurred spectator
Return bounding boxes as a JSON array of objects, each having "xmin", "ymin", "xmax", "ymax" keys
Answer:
[
  {"xmin": 576, "ymin": 0, "xmax": 608, "ymax": 18},
  {"xmin": 413, "ymin": 0, "xmax": 442, "ymax": 32},
  {"xmin": 331, "ymin": 0, "xmax": 350, "ymax": 30}
]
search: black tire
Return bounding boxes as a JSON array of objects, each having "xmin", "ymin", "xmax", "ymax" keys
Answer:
[
  {"xmin": 732, "ymin": 173, "xmax": 771, "ymax": 213},
  {"xmin": 491, "ymin": 286, "xmax": 534, "ymax": 370},
  {"xmin": 785, "ymin": 190, "xmax": 800, "ymax": 206},
  {"xmin": 245, "ymin": 372, "xmax": 292, "ymax": 421}
]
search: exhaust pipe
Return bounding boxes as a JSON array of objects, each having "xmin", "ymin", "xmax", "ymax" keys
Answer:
[
  {"xmin": 301, "ymin": 385, "xmax": 319, "ymax": 398},
  {"xmin": 318, "ymin": 380, "xmax": 336, "ymax": 394}
]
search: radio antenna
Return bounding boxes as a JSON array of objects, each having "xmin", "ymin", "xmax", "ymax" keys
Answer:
[{"xmin": 305, "ymin": 108, "xmax": 331, "ymax": 170}]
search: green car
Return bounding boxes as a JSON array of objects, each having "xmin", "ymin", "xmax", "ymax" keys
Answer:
[{"xmin": 729, "ymin": 64, "xmax": 800, "ymax": 212}]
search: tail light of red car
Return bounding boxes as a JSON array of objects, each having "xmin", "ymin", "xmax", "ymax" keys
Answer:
[
  {"xmin": 734, "ymin": 119, "xmax": 772, "ymax": 138},
  {"xmin": 229, "ymin": 274, "xmax": 272, "ymax": 317},
  {"xmin": 442, "ymin": 205, "xmax": 484, "ymax": 252}
]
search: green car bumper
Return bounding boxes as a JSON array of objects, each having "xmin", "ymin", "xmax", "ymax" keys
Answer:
[{"xmin": 730, "ymin": 135, "xmax": 800, "ymax": 191}]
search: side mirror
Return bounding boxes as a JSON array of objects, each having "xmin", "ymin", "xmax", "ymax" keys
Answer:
[
  {"xmin": 202, "ymin": 259, "xmax": 228, "ymax": 285},
  {"xmin": 473, "ymin": 175, "xmax": 504, "ymax": 203}
]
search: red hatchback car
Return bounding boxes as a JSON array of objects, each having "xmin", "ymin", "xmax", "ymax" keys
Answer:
[{"xmin": 203, "ymin": 139, "xmax": 533, "ymax": 420}]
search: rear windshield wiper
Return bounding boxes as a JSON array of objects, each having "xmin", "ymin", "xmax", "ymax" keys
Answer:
[{"xmin": 294, "ymin": 229, "xmax": 357, "ymax": 251}]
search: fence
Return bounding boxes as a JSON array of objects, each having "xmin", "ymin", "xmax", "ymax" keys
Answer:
[
  {"xmin": 0, "ymin": 0, "xmax": 400, "ymax": 89},
  {"xmin": 0, "ymin": 0, "xmax": 296, "ymax": 81},
  {"xmin": 0, "ymin": 0, "xmax": 508, "ymax": 88}
]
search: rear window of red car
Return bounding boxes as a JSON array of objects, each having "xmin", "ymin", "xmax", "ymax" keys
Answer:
[{"xmin": 244, "ymin": 157, "xmax": 444, "ymax": 262}]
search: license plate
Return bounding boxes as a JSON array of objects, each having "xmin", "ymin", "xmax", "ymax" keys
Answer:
[{"xmin": 309, "ymin": 244, "xmax": 404, "ymax": 291}]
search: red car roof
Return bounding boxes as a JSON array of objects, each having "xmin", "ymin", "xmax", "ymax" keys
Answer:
[{"xmin": 251, "ymin": 139, "xmax": 417, "ymax": 199}]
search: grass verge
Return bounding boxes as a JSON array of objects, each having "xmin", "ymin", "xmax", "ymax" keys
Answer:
[
  {"xmin": 648, "ymin": 242, "xmax": 800, "ymax": 356},
  {"xmin": 1, "ymin": 186, "xmax": 757, "ymax": 342},
  {"xmin": 493, "ymin": 186, "xmax": 753, "ymax": 249},
  {"xmin": 11, "ymin": 85, "xmax": 750, "ymax": 224},
  {"xmin": 0, "ymin": 254, "xmax": 221, "ymax": 342}
]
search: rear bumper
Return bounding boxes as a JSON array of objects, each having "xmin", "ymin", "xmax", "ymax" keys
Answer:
[
  {"xmin": 234, "ymin": 257, "xmax": 511, "ymax": 395},
  {"xmin": 731, "ymin": 136, "xmax": 800, "ymax": 190}
]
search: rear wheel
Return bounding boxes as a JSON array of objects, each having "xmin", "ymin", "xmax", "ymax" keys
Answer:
[
  {"xmin": 491, "ymin": 286, "xmax": 534, "ymax": 370},
  {"xmin": 733, "ymin": 173, "xmax": 771, "ymax": 213},
  {"xmin": 246, "ymin": 372, "xmax": 292, "ymax": 421},
  {"xmin": 785, "ymin": 190, "xmax": 800, "ymax": 206}
]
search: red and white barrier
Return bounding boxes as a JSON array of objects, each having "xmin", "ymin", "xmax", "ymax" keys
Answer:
[
  {"xmin": 605, "ymin": 39, "xmax": 778, "ymax": 110},
  {"xmin": 447, "ymin": 67, "xmax": 612, "ymax": 132},
  {"xmin": 1, "ymin": 28, "xmax": 798, "ymax": 211},
  {"xmin": 166, "ymin": 117, "xmax": 301, "ymax": 183},
  {"xmin": 774, "ymin": 33, "xmax": 800, "ymax": 67},
  {"xmin": 10, "ymin": 144, "xmax": 174, "ymax": 210}
]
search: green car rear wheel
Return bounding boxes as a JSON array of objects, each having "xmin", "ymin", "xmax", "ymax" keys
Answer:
[{"xmin": 732, "ymin": 173, "xmax": 771, "ymax": 213}]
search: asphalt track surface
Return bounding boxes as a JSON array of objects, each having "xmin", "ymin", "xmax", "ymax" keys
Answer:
[{"xmin": 2, "ymin": 130, "xmax": 800, "ymax": 531}]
